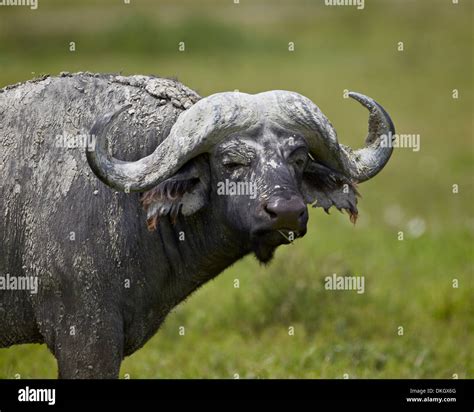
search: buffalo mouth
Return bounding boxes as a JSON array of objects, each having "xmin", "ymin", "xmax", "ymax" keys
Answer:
[
  {"xmin": 262, "ymin": 228, "xmax": 304, "ymax": 244},
  {"xmin": 250, "ymin": 227, "xmax": 307, "ymax": 263},
  {"xmin": 252, "ymin": 227, "xmax": 306, "ymax": 244}
]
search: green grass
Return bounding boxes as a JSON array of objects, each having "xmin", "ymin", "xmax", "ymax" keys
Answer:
[{"xmin": 0, "ymin": 0, "xmax": 472, "ymax": 378}]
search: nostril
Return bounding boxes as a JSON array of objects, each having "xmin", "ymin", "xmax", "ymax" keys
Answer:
[
  {"xmin": 299, "ymin": 209, "xmax": 306, "ymax": 219},
  {"xmin": 264, "ymin": 204, "xmax": 278, "ymax": 219}
]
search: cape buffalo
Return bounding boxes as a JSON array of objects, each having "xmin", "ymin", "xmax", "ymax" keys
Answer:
[{"xmin": 0, "ymin": 72, "xmax": 394, "ymax": 378}]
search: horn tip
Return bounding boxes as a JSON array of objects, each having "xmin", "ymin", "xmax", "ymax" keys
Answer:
[{"xmin": 348, "ymin": 91, "xmax": 373, "ymax": 109}]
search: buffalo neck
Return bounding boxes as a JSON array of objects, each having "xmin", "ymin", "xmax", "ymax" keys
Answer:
[{"xmin": 150, "ymin": 206, "xmax": 250, "ymax": 308}]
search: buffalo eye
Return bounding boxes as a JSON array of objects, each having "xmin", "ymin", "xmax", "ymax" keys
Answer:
[
  {"xmin": 223, "ymin": 161, "xmax": 244, "ymax": 170},
  {"xmin": 288, "ymin": 148, "xmax": 308, "ymax": 170},
  {"xmin": 222, "ymin": 156, "xmax": 251, "ymax": 171},
  {"xmin": 293, "ymin": 158, "xmax": 305, "ymax": 168}
]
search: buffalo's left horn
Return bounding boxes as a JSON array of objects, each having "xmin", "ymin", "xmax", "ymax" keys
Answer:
[
  {"xmin": 267, "ymin": 90, "xmax": 395, "ymax": 183},
  {"xmin": 340, "ymin": 92, "xmax": 395, "ymax": 182}
]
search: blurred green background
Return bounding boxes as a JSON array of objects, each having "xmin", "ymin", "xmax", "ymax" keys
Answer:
[{"xmin": 0, "ymin": 0, "xmax": 472, "ymax": 378}]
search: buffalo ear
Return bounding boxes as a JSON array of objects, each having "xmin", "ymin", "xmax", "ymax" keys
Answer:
[
  {"xmin": 140, "ymin": 155, "xmax": 210, "ymax": 231},
  {"xmin": 301, "ymin": 160, "xmax": 359, "ymax": 223}
]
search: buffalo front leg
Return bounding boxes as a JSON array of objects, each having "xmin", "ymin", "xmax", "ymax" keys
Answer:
[{"xmin": 53, "ymin": 312, "xmax": 124, "ymax": 379}]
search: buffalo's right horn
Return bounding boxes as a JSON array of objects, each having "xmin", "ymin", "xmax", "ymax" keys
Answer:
[{"xmin": 87, "ymin": 93, "xmax": 258, "ymax": 192}]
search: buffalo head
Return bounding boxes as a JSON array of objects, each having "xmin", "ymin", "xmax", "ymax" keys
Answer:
[{"xmin": 87, "ymin": 90, "xmax": 394, "ymax": 262}]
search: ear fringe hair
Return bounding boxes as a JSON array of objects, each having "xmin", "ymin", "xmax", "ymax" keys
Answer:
[
  {"xmin": 304, "ymin": 161, "xmax": 360, "ymax": 224},
  {"xmin": 140, "ymin": 179, "xmax": 197, "ymax": 231}
]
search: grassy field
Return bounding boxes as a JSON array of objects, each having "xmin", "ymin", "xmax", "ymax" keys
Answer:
[{"xmin": 0, "ymin": 0, "xmax": 472, "ymax": 378}]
